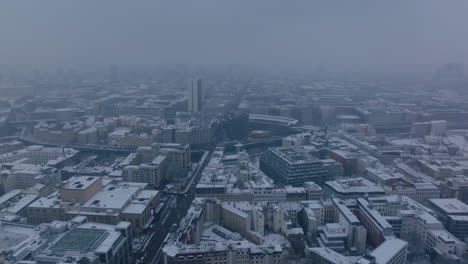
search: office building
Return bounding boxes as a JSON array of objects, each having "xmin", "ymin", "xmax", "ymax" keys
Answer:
[
  {"xmin": 427, "ymin": 198, "xmax": 468, "ymax": 241},
  {"xmin": 324, "ymin": 178, "xmax": 385, "ymax": 200},
  {"xmin": 188, "ymin": 78, "xmax": 203, "ymax": 113},
  {"xmin": 260, "ymin": 147, "xmax": 330, "ymax": 186}
]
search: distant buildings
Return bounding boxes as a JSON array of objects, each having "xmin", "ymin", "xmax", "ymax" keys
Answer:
[
  {"xmin": 188, "ymin": 78, "xmax": 203, "ymax": 113},
  {"xmin": 224, "ymin": 111, "xmax": 249, "ymax": 140},
  {"xmin": 0, "ymin": 141, "xmax": 23, "ymax": 154},
  {"xmin": 282, "ymin": 133, "xmax": 312, "ymax": 147},
  {"xmin": 435, "ymin": 63, "xmax": 465, "ymax": 83},
  {"xmin": 0, "ymin": 145, "xmax": 78, "ymax": 166},
  {"xmin": 0, "ymin": 145, "xmax": 79, "ymax": 195},
  {"xmin": 0, "ymin": 164, "xmax": 61, "ymax": 195},
  {"xmin": 412, "ymin": 120, "xmax": 447, "ymax": 137},
  {"xmin": 162, "ymin": 118, "xmax": 217, "ymax": 147},
  {"xmin": 0, "ymin": 84, "xmax": 34, "ymax": 97},
  {"xmin": 356, "ymin": 108, "xmax": 417, "ymax": 132}
]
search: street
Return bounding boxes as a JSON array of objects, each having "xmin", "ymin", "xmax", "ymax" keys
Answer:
[{"xmin": 136, "ymin": 142, "xmax": 216, "ymax": 264}]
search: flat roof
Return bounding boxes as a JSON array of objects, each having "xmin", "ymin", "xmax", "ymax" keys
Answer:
[
  {"xmin": 429, "ymin": 229, "xmax": 462, "ymax": 244},
  {"xmin": 332, "ymin": 198, "xmax": 360, "ymax": 224},
  {"xmin": 357, "ymin": 198, "xmax": 393, "ymax": 230},
  {"xmin": 249, "ymin": 114, "xmax": 298, "ymax": 126},
  {"xmin": 304, "ymin": 181, "xmax": 323, "ymax": 191},
  {"xmin": 51, "ymin": 228, "xmax": 107, "ymax": 252},
  {"xmin": 122, "ymin": 190, "xmax": 159, "ymax": 215},
  {"xmin": 63, "ymin": 176, "xmax": 100, "ymax": 190},
  {"xmin": 308, "ymin": 247, "xmax": 353, "ymax": 264},
  {"xmin": 0, "ymin": 224, "xmax": 39, "ymax": 253},
  {"xmin": 83, "ymin": 183, "xmax": 144, "ymax": 210},
  {"xmin": 429, "ymin": 199, "xmax": 468, "ymax": 215},
  {"xmin": 325, "ymin": 178, "xmax": 385, "ymax": 194},
  {"xmin": 269, "ymin": 147, "xmax": 320, "ymax": 164},
  {"xmin": 0, "ymin": 190, "xmax": 21, "ymax": 205},
  {"xmin": 28, "ymin": 191, "xmax": 62, "ymax": 208},
  {"xmin": 5, "ymin": 194, "xmax": 38, "ymax": 214},
  {"xmin": 370, "ymin": 238, "xmax": 407, "ymax": 264}
]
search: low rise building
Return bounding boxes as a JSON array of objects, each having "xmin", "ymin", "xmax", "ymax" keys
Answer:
[
  {"xmin": 0, "ymin": 145, "xmax": 78, "ymax": 166},
  {"xmin": 34, "ymin": 219, "xmax": 133, "ymax": 264},
  {"xmin": 427, "ymin": 198, "xmax": 468, "ymax": 241},
  {"xmin": 0, "ymin": 217, "xmax": 133, "ymax": 264},
  {"xmin": 26, "ymin": 176, "xmax": 159, "ymax": 232},
  {"xmin": 324, "ymin": 178, "xmax": 385, "ymax": 200}
]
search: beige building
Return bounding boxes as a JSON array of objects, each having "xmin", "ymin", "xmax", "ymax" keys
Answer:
[
  {"xmin": 26, "ymin": 176, "xmax": 160, "ymax": 232},
  {"xmin": 221, "ymin": 203, "xmax": 263, "ymax": 244},
  {"xmin": 122, "ymin": 155, "xmax": 168, "ymax": 185},
  {"xmin": 60, "ymin": 176, "xmax": 103, "ymax": 203},
  {"xmin": 159, "ymin": 143, "xmax": 191, "ymax": 177}
]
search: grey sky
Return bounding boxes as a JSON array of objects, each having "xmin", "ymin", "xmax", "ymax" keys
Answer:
[{"xmin": 1, "ymin": 0, "xmax": 467, "ymax": 74}]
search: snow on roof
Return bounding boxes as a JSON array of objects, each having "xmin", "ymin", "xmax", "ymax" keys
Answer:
[
  {"xmin": 29, "ymin": 191, "xmax": 62, "ymax": 208},
  {"xmin": 326, "ymin": 177, "xmax": 385, "ymax": 194},
  {"xmin": 416, "ymin": 211, "xmax": 441, "ymax": 226},
  {"xmin": 429, "ymin": 229, "xmax": 463, "ymax": 244},
  {"xmin": 308, "ymin": 247, "xmax": 353, "ymax": 264},
  {"xmin": 332, "ymin": 198, "xmax": 360, "ymax": 224},
  {"xmin": 369, "ymin": 238, "xmax": 407, "ymax": 264},
  {"xmin": 0, "ymin": 190, "xmax": 22, "ymax": 205},
  {"xmin": 83, "ymin": 183, "xmax": 142, "ymax": 210},
  {"xmin": 5, "ymin": 194, "xmax": 38, "ymax": 214},
  {"xmin": 429, "ymin": 198, "xmax": 468, "ymax": 215},
  {"xmin": 63, "ymin": 176, "xmax": 100, "ymax": 190},
  {"xmin": 122, "ymin": 190, "xmax": 158, "ymax": 215}
]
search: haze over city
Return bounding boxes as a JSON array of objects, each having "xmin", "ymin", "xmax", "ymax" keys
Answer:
[
  {"xmin": 1, "ymin": 0, "xmax": 468, "ymax": 75},
  {"xmin": 0, "ymin": 1, "xmax": 468, "ymax": 264}
]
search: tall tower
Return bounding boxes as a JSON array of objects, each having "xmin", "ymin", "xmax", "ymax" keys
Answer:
[{"xmin": 188, "ymin": 78, "xmax": 203, "ymax": 113}]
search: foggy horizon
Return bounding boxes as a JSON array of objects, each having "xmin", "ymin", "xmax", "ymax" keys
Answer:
[{"xmin": 1, "ymin": 0, "xmax": 468, "ymax": 75}]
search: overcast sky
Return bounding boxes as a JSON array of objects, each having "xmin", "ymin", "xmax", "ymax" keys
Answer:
[{"xmin": 1, "ymin": 0, "xmax": 467, "ymax": 74}]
